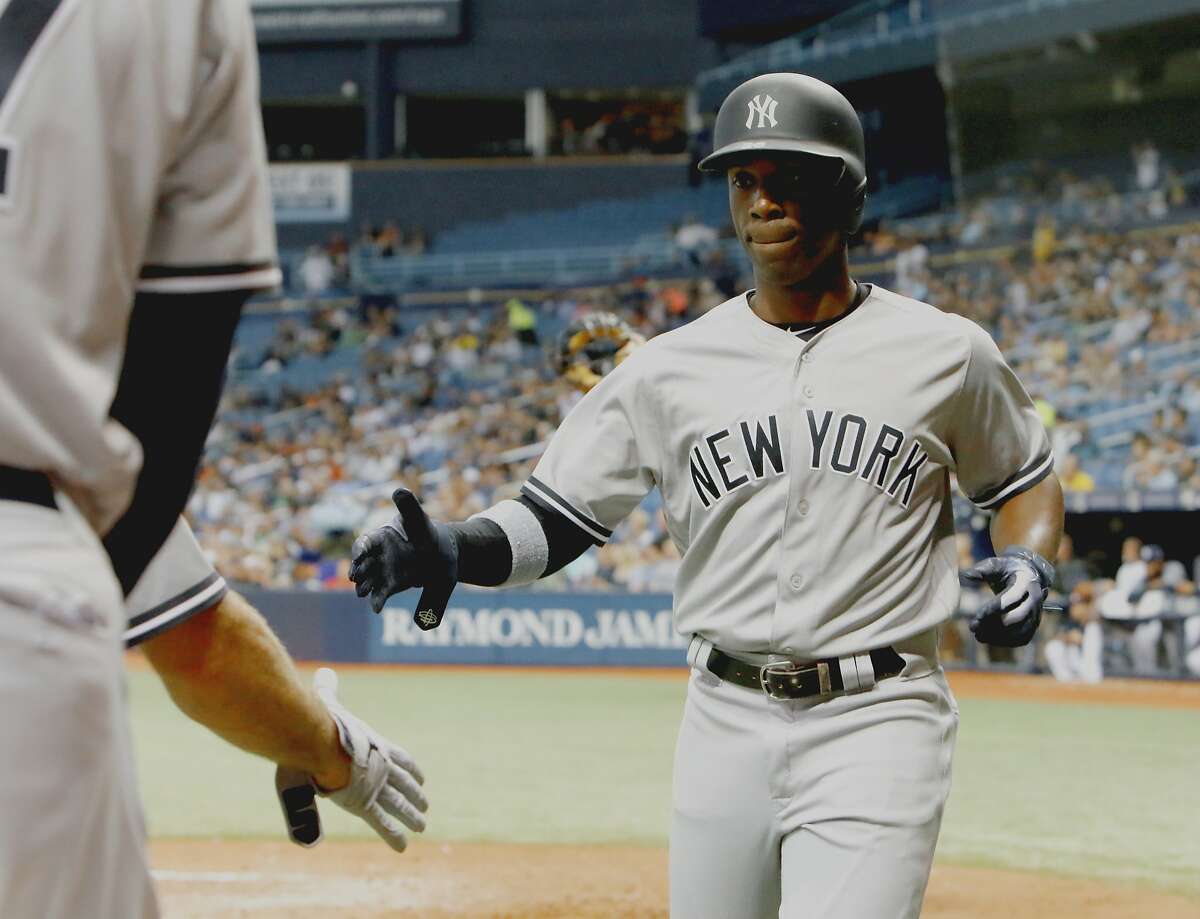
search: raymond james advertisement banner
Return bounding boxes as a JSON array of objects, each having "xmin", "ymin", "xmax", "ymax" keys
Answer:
[
  {"xmin": 252, "ymin": 0, "xmax": 464, "ymax": 42},
  {"xmin": 269, "ymin": 163, "xmax": 352, "ymax": 224},
  {"xmin": 372, "ymin": 592, "xmax": 686, "ymax": 666},
  {"xmin": 241, "ymin": 587, "xmax": 686, "ymax": 666}
]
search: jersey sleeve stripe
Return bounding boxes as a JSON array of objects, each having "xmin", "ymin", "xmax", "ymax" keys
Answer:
[
  {"xmin": 0, "ymin": 0, "xmax": 66, "ymax": 108},
  {"xmin": 123, "ymin": 572, "xmax": 227, "ymax": 647},
  {"xmin": 970, "ymin": 450, "xmax": 1054, "ymax": 510},
  {"xmin": 136, "ymin": 264, "xmax": 281, "ymax": 294},
  {"xmin": 139, "ymin": 262, "xmax": 277, "ymax": 279},
  {"xmin": 521, "ymin": 477, "xmax": 610, "ymax": 545}
]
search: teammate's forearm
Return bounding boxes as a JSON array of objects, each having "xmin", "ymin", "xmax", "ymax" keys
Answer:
[
  {"xmin": 141, "ymin": 590, "xmax": 350, "ymax": 790},
  {"xmin": 988, "ymin": 474, "xmax": 1064, "ymax": 560}
]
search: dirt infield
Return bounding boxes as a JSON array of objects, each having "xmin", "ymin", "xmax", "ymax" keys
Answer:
[
  {"xmin": 151, "ymin": 839, "xmax": 1199, "ymax": 918},
  {"xmin": 944, "ymin": 669, "xmax": 1200, "ymax": 710}
]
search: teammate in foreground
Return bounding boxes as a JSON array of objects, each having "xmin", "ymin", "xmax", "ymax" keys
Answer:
[
  {"xmin": 0, "ymin": 2, "xmax": 278, "ymax": 915},
  {"xmin": 128, "ymin": 518, "xmax": 428, "ymax": 852},
  {"xmin": 350, "ymin": 73, "xmax": 1063, "ymax": 918}
]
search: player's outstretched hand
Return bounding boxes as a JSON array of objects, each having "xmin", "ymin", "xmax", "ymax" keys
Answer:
[
  {"xmin": 275, "ymin": 668, "xmax": 428, "ymax": 852},
  {"xmin": 320, "ymin": 667, "xmax": 428, "ymax": 851},
  {"xmin": 960, "ymin": 546, "xmax": 1055, "ymax": 648},
  {"xmin": 348, "ymin": 488, "xmax": 458, "ymax": 627}
]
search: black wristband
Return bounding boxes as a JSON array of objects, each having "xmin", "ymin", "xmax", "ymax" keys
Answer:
[{"xmin": 445, "ymin": 517, "xmax": 512, "ymax": 586}]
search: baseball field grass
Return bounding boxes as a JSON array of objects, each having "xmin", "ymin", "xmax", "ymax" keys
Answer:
[{"xmin": 129, "ymin": 664, "xmax": 1200, "ymax": 916}]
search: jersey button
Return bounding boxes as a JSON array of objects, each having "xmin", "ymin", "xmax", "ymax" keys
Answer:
[
  {"xmin": 802, "ymin": 385, "xmax": 815, "ymax": 399},
  {"xmin": 801, "ymin": 352, "xmax": 813, "ymax": 364},
  {"xmin": 789, "ymin": 573, "xmax": 804, "ymax": 591},
  {"xmin": 797, "ymin": 498, "xmax": 810, "ymax": 516}
]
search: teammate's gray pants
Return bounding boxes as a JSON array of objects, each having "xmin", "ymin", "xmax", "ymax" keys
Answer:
[
  {"xmin": 670, "ymin": 636, "xmax": 957, "ymax": 919},
  {"xmin": 0, "ymin": 499, "xmax": 157, "ymax": 919}
]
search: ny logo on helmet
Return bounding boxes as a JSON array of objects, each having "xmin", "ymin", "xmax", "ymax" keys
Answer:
[{"xmin": 745, "ymin": 94, "xmax": 779, "ymax": 130}]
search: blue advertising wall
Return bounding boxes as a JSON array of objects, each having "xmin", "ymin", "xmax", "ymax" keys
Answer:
[{"xmin": 241, "ymin": 586, "xmax": 686, "ymax": 667}]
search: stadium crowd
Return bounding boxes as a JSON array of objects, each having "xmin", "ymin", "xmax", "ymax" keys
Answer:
[{"xmin": 550, "ymin": 100, "xmax": 688, "ymax": 157}]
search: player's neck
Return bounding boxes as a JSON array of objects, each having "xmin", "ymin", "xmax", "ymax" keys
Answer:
[{"xmin": 749, "ymin": 257, "xmax": 856, "ymax": 326}]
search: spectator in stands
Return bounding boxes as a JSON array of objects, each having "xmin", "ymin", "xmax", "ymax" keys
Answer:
[
  {"xmin": 1032, "ymin": 214, "xmax": 1057, "ymax": 264},
  {"xmin": 1176, "ymin": 369, "xmax": 1200, "ymax": 415},
  {"xmin": 1032, "ymin": 391, "xmax": 1057, "ymax": 431},
  {"xmin": 1050, "ymin": 414, "xmax": 1089, "ymax": 466},
  {"xmin": 957, "ymin": 206, "xmax": 990, "ymax": 246},
  {"xmin": 555, "ymin": 117, "xmax": 580, "ymax": 156},
  {"xmin": 505, "ymin": 297, "xmax": 539, "ymax": 347},
  {"xmin": 1175, "ymin": 454, "xmax": 1200, "ymax": 491},
  {"xmin": 1122, "ymin": 432, "xmax": 1170, "ymax": 491},
  {"xmin": 582, "ymin": 113, "xmax": 617, "ymax": 154},
  {"xmin": 1164, "ymin": 166, "xmax": 1190, "ymax": 209},
  {"xmin": 300, "ymin": 245, "xmax": 335, "ymax": 297},
  {"xmin": 1132, "ymin": 140, "xmax": 1161, "ymax": 192},
  {"xmin": 673, "ymin": 215, "xmax": 718, "ymax": 267},
  {"xmin": 892, "ymin": 232, "xmax": 929, "ymax": 299},
  {"xmin": 1162, "ymin": 405, "xmax": 1195, "ymax": 446},
  {"xmin": 1058, "ymin": 452, "xmax": 1095, "ymax": 493},
  {"xmin": 1107, "ymin": 304, "xmax": 1152, "ymax": 351},
  {"xmin": 327, "ymin": 232, "xmax": 351, "ymax": 287},
  {"xmin": 374, "ymin": 221, "xmax": 402, "ymax": 257}
]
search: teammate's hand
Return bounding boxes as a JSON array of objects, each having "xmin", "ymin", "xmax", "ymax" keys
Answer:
[
  {"xmin": 348, "ymin": 488, "xmax": 458, "ymax": 627},
  {"xmin": 277, "ymin": 667, "xmax": 428, "ymax": 853},
  {"xmin": 960, "ymin": 546, "xmax": 1054, "ymax": 647}
]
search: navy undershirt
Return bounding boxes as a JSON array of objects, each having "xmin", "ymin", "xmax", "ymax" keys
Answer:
[{"xmin": 764, "ymin": 281, "xmax": 872, "ymax": 342}]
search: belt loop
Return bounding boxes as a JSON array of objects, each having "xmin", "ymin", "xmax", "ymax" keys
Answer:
[
  {"xmin": 839, "ymin": 655, "xmax": 861, "ymax": 693},
  {"xmin": 687, "ymin": 635, "xmax": 713, "ymax": 669},
  {"xmin": 854, "ymin": 652, "xmax": 876, "ymax": 689}
]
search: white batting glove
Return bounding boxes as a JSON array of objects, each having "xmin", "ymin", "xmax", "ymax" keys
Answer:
[{"xmin": 276, "ymin": 667, "xmax": 428, "ymax": 852}]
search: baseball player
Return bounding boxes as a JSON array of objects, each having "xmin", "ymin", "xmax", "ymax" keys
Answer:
[
  {"xmin": 0, "ymin": 2, "xmax": 277, "ymax": 916},
  {"xmin": 350, "ymin": 73, "xmax": 1064, "ymax": 918},
  {"xmin": 126, "ymin": 517, "xmax": 428, "ymax": 851}
]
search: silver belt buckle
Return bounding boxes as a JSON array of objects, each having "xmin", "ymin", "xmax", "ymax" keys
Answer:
[{"xmin": 758, "ymin": 660, "xmax": 833, "ymax": 699}]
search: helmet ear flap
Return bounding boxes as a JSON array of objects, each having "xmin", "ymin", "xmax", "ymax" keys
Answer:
[{"xmin": 844, "ymin": 178, "xmax": 867, "ymax": 235}]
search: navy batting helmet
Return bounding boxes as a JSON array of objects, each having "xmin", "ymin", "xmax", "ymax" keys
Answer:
[{"xmin": 699, "ymin": 73, "xmax": 867, "ymax": 233}]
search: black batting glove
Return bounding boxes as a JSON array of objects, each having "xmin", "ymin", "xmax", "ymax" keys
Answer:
[
  {"xmin": 348, "ymin": 488, "xmax": 459, "ymax": 629},
  {"xmin": 960, "ymin": 546, "xmax": 1054, "ymax": 648}
]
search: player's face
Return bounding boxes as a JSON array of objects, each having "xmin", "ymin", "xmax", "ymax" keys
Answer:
[{"xmin": 727, "ymin": 157, "xmax": 846, "ymax": 287}]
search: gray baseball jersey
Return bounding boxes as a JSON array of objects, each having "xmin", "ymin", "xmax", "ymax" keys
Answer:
[
  {"xmin": 523, "ymin": 285, "xmax": 1052, "ymax": 658},
  {"xmin": 0, "ymin": 0, "xmax": 279, "ymax": 534},
  {"xmin": 125, "ymin": 517, "xmax": 226, "ymax": 646}
]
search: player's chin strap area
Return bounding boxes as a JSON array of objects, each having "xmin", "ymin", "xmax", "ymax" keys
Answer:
[{"xmin": 687, "ymin": 636, "xmax": 905, "ymax": 700}]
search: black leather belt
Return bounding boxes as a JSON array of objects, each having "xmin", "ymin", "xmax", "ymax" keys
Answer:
[
  {"xmin": 706, "ymin": 645, "xmax": 905, "ymax": 700},
  {"xmin": 0, "ymin": 465, "xmax": 56, "ymax": 510}
]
